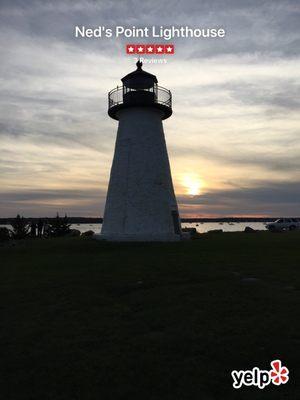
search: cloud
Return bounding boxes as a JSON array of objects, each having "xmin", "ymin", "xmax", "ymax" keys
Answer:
[
  {"xmin": 170, "ymin": 142, "xmax": 300, "ymax": 173},
  {"xmin": 223, "ymin": 80, "xmax": 300, "ymax": 112},
  {"xmin": 0, "ymin": 188, "xmax": 107, "ymax": 217},
  {"xmin": 177, "ymin": 180, "xmax": 300, "ymax": 217}
]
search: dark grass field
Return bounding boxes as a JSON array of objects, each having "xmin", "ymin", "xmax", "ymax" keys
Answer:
[{"xmin": 1, "ymin": 232, "xmax": 300, "ymax": 400}]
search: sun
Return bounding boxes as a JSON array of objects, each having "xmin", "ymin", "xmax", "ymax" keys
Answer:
[{"xmin": 182, "ymin": 174, "xmax": 203, "ymax": 196}]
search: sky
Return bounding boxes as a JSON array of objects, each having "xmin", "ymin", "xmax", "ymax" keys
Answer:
[{"xmin": 0, "ymin": 0, "xmax": 299, "ymax": 218}]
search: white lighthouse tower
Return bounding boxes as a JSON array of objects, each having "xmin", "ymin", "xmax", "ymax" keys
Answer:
[{"xmin": 101, "ymin": 61, "xmax": 181, "ymax": 241}]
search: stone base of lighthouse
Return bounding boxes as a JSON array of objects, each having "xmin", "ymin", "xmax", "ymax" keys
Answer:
[{"xmin": 100, "ymin": 107, "xmax": 181, "ymax": 242}]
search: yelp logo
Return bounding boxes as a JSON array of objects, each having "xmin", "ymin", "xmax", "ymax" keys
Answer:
[
  {"xmin": 270, "ymin": 360, "xmax": 289, "ymax": 385},
  {"xmin": 231, "ymin": 359, "xmax": 289, "ymax": 389}
]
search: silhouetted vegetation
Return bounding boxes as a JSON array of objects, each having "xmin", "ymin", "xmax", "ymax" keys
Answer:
[
  {"xmin": 10, "ymin": 214, "xmax": 30, "ymax": 239},
  {"xmin": 0, "ymin": 227, "xmax": 10, "ymax": 242},
  {"xmin": 48, "ymin": 213, "xmax": 71, "ymax": 237},
  {"xmin": 0, "ymin": 213, "xmax": 73, "ymax": 240}
]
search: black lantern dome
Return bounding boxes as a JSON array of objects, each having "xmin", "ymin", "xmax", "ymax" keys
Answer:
[
  {"xmin": 121, "ymin": 60, "xmax": 157, "ymax": 89},
  {"xmin": 108, "ymin": 61, "xmax": 172, "ymax": 120}
]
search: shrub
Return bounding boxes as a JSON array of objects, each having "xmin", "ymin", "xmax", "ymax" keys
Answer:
[
  {"xmin": 10, "ymin": 215, "xmax": 30, "ymax": 239},
  {"xmin": 49, "ymin": 214, "xmax": 71, "ymax": 237},
  {"xmin": 0, "ymin": 227, "xmax": 11, "ymax": 242}
]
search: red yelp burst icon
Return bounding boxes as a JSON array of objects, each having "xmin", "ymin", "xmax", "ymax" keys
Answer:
[{"xmin": 270, "ymin": 360, "xmax": 289, "ymax": 385}]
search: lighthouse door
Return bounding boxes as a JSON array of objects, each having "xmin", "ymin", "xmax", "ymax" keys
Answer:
[{"xmin": 171, "ymin": 210, "xmax": 181, "ymax": 234}]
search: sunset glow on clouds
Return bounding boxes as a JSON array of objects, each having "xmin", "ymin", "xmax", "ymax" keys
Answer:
[{"xmin": 0, "ymin": 0, "xmax": 299, "ymax": 217}]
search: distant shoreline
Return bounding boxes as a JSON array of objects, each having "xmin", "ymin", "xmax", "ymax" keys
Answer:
[{"xmin": 1, "ymin": 216, "xmax": 298, "ymax": 225}]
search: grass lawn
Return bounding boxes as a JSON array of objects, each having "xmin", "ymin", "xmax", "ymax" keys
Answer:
[{"xmin": 1, "ymin": 232, "xmax": 300, "ymax": 400}]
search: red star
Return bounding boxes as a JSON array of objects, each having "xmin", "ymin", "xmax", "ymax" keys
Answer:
[
  {"xmin": 155, "ymin": 45, "xmax": 164, "ymax": 54},
  {"xmin": 164, "ymin": 44, "xmax": 174, "ymax": 54},
  {"xmin": 136, "ymin": 45, "xmax": 145, "ymax": 54},
  {"xmin": 126, "ymin": 44, "xmax": 136, "ymax": 54},
  {"xmin": 146, "ymin": 44, "xmax": 155, "ymax": 54}
]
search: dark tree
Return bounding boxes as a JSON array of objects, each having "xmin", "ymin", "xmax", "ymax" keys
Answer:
[
  {"xmin": 11, "ymin": 215, "xmax": 30, "ymax": 239},
  {"xmin": 49, "ymin": 213, "xmax": 71, "ymax": 237}
]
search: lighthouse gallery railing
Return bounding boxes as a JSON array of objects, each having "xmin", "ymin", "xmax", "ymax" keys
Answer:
[{"xmin": 108, "ymin": 85, "xmax": 172, "ymax": 109}]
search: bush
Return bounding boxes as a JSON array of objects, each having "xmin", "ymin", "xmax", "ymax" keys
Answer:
[
  {"xmin": 67, "ymin": 229, "xmax": 81, "ymax": 237},
  {"xmin": 49, "ymin": 214, "xmax": 71, "ymax": 237},
  {"xmin": 11, "ymin": 215, "xmax": 30, "ymax": 239},
  {"xmin": 0, "ymin": 227, "xmax": 11, "ymax": 242}
]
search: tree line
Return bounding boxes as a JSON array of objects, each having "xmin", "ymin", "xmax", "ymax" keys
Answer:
[{"xmin": 0, "ymin": 213, "xmax": 71, "ymax": 241}]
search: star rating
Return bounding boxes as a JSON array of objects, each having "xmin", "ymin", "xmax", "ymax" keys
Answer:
[
  {"xmin": 146, "ymin": 45, "xmax": 154, "ymax": 54},
  {"xmin": 126, "ymin": 44, "xmax": 136, "ymax": 54},
  {"xmin": 125, "ymin": 44, "xmax": 175, "ymax": 55},
  {"xmin": 165, "ymin": 45, "xmax": 174, "ymax": 54},
  {"xmin": 137, "ymin": 45, "xmax": 145, "ymax": 54}
]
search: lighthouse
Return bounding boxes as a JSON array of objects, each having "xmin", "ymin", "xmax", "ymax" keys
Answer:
[{"xmin": 101, "ymin": 61, "xmax": 181, "ymax": 241}]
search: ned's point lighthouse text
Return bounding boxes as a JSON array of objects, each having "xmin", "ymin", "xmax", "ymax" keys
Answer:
[{"xmin": 100, "ymin": 61, "xmax": 181, "ymax": 241}]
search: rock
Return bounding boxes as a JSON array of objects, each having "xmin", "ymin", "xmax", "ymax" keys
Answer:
[
  {"xmin": 244, "ymin": 226, "xmax": 256, "ymax": 232},
  {"xmin": 182, "ymin": 227, "xmax": 197, "ymax": 235},
  {"xmin": 182, "ymin": 227, "xmax": 199, "ymax": 239},
  {"xmin": 207, "ymin": 229, "xmax": 223, "ymax": 233},
  {"xmin": 68, "ymin": 229, "xmax": 81, "ymax": 237},
  {"xmin": 82, "ymin": 230, "xmax": 95, "ymax": 237}
]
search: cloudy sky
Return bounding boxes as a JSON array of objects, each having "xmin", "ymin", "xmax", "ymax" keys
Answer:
[{"xmin": 0, "ymin": 0, "xmax": 299, "ymax": 217}]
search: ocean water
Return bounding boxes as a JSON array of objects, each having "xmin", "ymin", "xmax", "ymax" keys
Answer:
[
  {"xmin": 1, "ymin": 222, "xmax": 267, "ymax": 234},
  {"xmin": 70, "ymin": 222, "xmax": 267, "ymax": 234}
]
